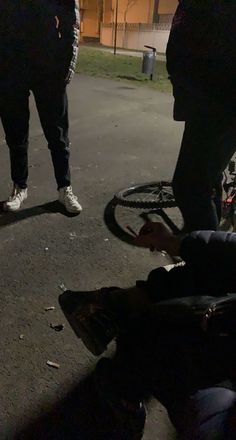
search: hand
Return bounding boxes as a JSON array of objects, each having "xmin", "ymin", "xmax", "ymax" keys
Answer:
[{"xmin": 134, "ymin": 221, "xmax": 181, "ymax": 256}]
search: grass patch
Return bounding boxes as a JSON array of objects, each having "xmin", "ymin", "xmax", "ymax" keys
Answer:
[{"xmin": 76, "ymin": 47, "xmax": 172, "ymax": 94}]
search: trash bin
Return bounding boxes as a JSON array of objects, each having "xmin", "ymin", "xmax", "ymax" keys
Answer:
[{"xmin": 142, "ymin": 45, "xmax": 156, "ymax": 80}]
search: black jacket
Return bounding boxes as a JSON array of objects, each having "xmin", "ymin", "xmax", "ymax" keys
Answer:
[
  {"xmin": 166, "ymin": 1, "xmax": 236, "ymax": 120},
  {"xmin": 0, "ymin": 1, "xmax": 79, "ymax": 86},
  {"xmin": 147, "ymin": 230, "xmax": 236, "ymax": 301}
]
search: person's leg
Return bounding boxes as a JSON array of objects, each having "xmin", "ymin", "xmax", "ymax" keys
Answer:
[
  {"xmin": 59, "ymin": 262, "xmax": 214, "ymax": 357},
  {"xmin": 173, "ymin": 387, "xmax": 236, "ymax": 440},
  {"xmin": 97, "ymin": 320, "xmax": 236, "ymax": 439},
  {"xmin": 94, "ymin": 357, "xmax": 147, "ymax": 440},
  {"xmin": 33, "ymin": 81, "xmax": 82, "ymax": 213},
  {"xmin": 111, "ymin": 317, "xmax": 205, "ymax": 405},
  {"xmin": 0, "ymin": 89, "xmax": 30, "ymax": 189},
  {"xmin": 89, "ymin": 316, "xmax": 161, "ymax": 439},
  {"xmin": 0, "ymin": 88, "xmax": 30, "ymax": 211},
  {"xmin": 172, "ymin": 115, "xmax": 236, "ymax": 231},
  {"xmin": 92, "ymin": 316, "xmax": 205, "ymax": 440},
  {"xmin": 32, "ymin": 82, "xmax": 70, "ymax": 189}
]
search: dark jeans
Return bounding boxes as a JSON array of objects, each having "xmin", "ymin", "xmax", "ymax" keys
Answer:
[
  {"xmin": 111, "ymin": 315, "xmax": 236, "ymax": 439},
  {"xmin": 172, "ymin": 115, "xmax": 236, "ymax": 231},
  {"xmin": 0, "ymin": 79, "xmax": 70, "ymax": 189},
  {"xmin": 178, "ymin": 387, "xmax": 236, "ymax": 440}
]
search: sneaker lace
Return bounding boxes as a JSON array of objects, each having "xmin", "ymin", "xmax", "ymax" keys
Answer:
[
  {"xmin": 10, "ymin": 187, "xmax": 25, "ymax": 202},
  {"xmin": 18, "ymin": 191, "xmax": 26, "ymax": 202},
  {"xmin": 65, "ymin": 186, "xmax": 78, "ymax": 203}
]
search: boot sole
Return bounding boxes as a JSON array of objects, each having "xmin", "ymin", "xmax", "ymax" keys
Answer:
[{"xmin": 59, "ymin": 293, "xmax": 107, "ymax": 356}]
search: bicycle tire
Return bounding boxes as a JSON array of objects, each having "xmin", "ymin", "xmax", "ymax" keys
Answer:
[{"xmin": 114, "ymin": 181, "xmax": 176, "ymax": 209}]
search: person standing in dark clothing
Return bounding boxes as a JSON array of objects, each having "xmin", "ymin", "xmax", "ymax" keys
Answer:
[
  {"xmin": 0, "ymin": 1, "xmax": 82, "ymax": 213},
  {"xmin": 166, "ymin": 0, "xmax": 236, "ymax": 231}
]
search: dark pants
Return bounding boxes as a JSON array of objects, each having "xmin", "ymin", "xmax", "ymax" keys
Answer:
[
  {"xmin": 111, "ymin": 315, "xmax": 236, "ymax": 439},
  {"xmin": 178, "ymin": 387, "xmax": 236, "ymax": 440},
  {"xmin": 0, "ymin": 80, "xmax": 70, "ymax": 189},
  {"xmin": 172, "ymin": 115, "xmax": 236, "ymax": 231}
]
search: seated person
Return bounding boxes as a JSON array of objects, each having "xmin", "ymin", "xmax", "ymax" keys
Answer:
[{"xmin": 60, "ymin": 223, "xmax": 236, "ymax": 439}]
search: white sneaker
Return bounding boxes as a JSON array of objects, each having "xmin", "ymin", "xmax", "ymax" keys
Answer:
[
  {"xmin": 58, "ymin": 186, "xmax": 82, "ymax": 214},
  {"xmin": 4, "ymin": 185, "xmax": 28, "ymax": 211}
]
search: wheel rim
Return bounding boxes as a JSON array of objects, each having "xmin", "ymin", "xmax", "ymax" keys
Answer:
[{"xmin": 114, "ymin": 181, "xmax": 176, "ymax": 209}]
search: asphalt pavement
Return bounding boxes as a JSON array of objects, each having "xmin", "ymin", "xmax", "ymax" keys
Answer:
[{"xmin": 0, "ymin": 74, "xmax": 184, "ymax": 439}]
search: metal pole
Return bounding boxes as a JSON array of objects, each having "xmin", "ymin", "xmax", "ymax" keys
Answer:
[
  {"xmin": 153, "ymin": 0, "xmax": 160, "ymax": 23},
  {"xmin": 114, "ymin": 0, "xmax": 118, "ymax": 55}
]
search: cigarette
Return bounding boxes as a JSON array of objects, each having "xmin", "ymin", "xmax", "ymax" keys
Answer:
[
  {"xmin": 126, "ymin": 225, "xmax": 138, "ymax": 237},
  {"xmin": 47, "ymin": 360, "xmax": 60, "ymax": 369}
]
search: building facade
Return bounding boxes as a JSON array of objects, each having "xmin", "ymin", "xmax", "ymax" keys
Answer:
[
  {"xmin": 80, "ymin": 0, "xmax": 102, "ymax": 41},
  {"xmin": 80, "ymin": 0, "xmax": 178, "ymax": 52}
]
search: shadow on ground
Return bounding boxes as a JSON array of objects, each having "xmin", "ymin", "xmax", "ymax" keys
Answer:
[
  {"xmin": 13, "ymin": 374, "xmax": 118, "ymax": 440},
  {"xmin": 0, "ymin": 201, "xmax": 80, "ymax": 227},
  {"xmin": 103, "ymin": 199, "xmax": 181, "ymax": 247},
  {"xmin": 117, "ymin": 75, "xmax": 146, "ymax": 82},
  {"xmin": 103, "ymin": 199, "xmax": 135, "ymax": 246}
]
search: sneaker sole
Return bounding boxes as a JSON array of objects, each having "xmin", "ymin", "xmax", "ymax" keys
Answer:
[
  {"xmin": 65, "ymin": 314, "xmax": 107, "ymax": 356},
  {"xmin": 3, "ymin": 204, "xmax": 21, "ymax": 212},
  {"xmin": 58, "ymin": 200, "xmax": 82, "ymax": 214},
  {"xmin": 59, "ymin": 295, "xmax": 107, "ymax": 356}
]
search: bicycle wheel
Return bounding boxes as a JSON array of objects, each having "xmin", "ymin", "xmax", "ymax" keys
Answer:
[{"xmin": 114, "ymin": 181, "xmax": 176, "ymax": 209}]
